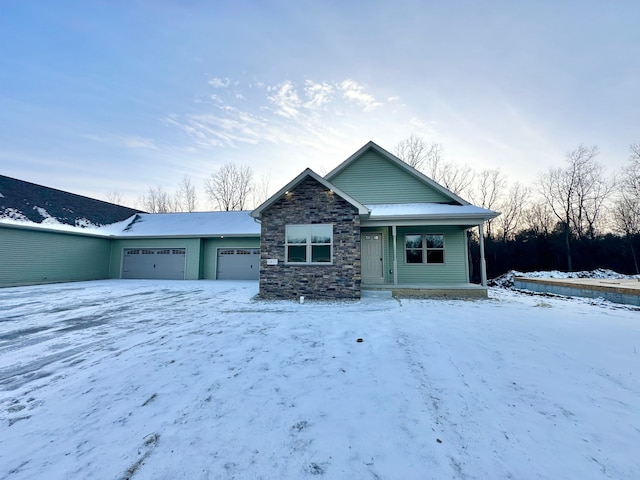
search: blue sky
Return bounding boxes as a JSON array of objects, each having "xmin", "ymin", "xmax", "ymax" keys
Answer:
[{"xmin": 1, "ymin": 0, "xmax": 639, "ymax": 208}]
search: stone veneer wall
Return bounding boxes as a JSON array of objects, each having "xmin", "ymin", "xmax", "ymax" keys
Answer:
[{"xmin": 259, "ymin": 176, "xmax": 361, "ymax": 300}]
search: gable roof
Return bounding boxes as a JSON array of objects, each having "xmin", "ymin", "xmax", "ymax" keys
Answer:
[
  {"xmin": 324, "ymin": 141, "xmax": 471, "ymax": 206},
  {"xmin": 251, "ymin": 168, "xmax": 370, "ymax": 219}
]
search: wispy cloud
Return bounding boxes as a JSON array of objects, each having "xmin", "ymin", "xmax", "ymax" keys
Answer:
[
  {"xmin": 162, "ymin": 77, "xmax": 431, "ymax": 181},
  {"xmin": 338, "ymin": 79, "xmax": 383, "ymax": 111},
  {"xmin": 208, "ymin": 77, "xmax": 231, "ymax": 88},
  {"xmin": 304, "ymin": 80, "xmax": 334, "ymax": 109},
  {"xmin": 84, "ymin": 134, "xmax": 159, "ymax": 150},
  {"xmin": 267, "ymin": 81, "xmax": 302, "ymax": 118}
]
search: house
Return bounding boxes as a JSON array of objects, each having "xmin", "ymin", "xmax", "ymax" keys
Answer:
[
  {"xmin": 0, "ymin": 141, "xmax": 498, "ymax": 297},
  {"xmin": 251, "ymin": 141, "xmax": 499, "ymax": 299}
]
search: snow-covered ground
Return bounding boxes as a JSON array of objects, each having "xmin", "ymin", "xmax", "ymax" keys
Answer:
[{"xmin": 1, "ymin": 280, "xmax": 639, "ymax": 479}]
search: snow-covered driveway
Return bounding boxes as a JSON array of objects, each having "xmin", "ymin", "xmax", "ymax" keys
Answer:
[{"xmin": 1, "ymin": 280, "xmax": 639, "ymax": 479}]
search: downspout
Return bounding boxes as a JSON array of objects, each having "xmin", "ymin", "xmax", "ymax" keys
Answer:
[
  {"xmin": 478, "ymin": 223, "xmax": 487, "ymax": 287},
  {"xmin": 392, "ymin": 225, "xmax": 398, "ymax": 286}
]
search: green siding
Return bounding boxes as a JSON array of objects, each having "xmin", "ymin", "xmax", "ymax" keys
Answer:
[
  {"xmin": 202, "ymin": 237, "xmax": 261, "ymax": 279},
  {"xmin": 0, "ymin": 226, "xmax": 111, "ymax": 287},
  {"xmin": 109, "ymin": 238, "xmax": 203, "ymax": 280},
  {"xmin": 361, "ymin": 225, "xmax": 469, "ymax": 285},
  {"xmin": 395, "ymin": 226, "xmax": 468, "ymax": 284},
  {"xmin": 329, "ymin": 149, "xmax": 451, "ymax": 204}
]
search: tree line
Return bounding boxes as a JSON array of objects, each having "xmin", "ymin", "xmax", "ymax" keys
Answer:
[
  {"xmin": 394, "ymin": 135, "xmax": 640, "ymax": 276},
  {"xmin": 106, "ymin": 167, "xmax": 270, "ymax": 214}
]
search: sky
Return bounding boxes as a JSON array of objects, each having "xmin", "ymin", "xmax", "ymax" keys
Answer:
[{"xmin": 1, "ymin": 0, "xmax": 639, "ymax": 209}]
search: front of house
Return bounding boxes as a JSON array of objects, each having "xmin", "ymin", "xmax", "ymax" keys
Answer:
[
  {"xmin": 251, "ymin": 141, "xmax": 499, "ymax": 299},
  {"xmin": 0, "ymin": 141, "xmax": 498, "ymax": 297}
]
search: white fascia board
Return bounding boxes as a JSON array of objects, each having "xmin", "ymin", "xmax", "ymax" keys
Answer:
[
  {"xmin": 361, "ymin": 213, "xmax": 499, "ymax": 227},
  {"xmin": 114, "ymin": 233, "xmax": 261, "ymax": 240},
  {"xmin": 251, "ymin": 168, "xmax": 369, "ymax": 218}
]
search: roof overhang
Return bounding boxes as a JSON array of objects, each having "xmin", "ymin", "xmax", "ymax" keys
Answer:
[{"xmin": 360, "ymin": 203, "xmax": 500, "ymax": 228}]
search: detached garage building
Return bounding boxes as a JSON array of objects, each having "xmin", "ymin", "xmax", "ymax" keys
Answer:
[{"xmin": 0, "ymin": 211, "xmax": 260, "ymax": 287}]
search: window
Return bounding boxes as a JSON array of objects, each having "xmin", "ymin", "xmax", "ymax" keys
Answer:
[
  {"xmin": 286, "ymin": 224, "xmax": 333, "ymax": 264},
  {"xmin": 405, "ymin": 234, "xmax": 444, "ymax": 264}
]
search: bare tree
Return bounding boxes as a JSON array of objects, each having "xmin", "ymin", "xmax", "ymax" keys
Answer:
[
  {"xmin": 394, "ymin": 135, "xmax": 444, "ymax": 178},
  {"xmin": 469, "ymin": 169, "xmax": 506, "ymax": 238},
  {"xmin": 437, "ymin": 162, "xmax": 475, "ymax": 198},
  {"xmin": 394, "ymin": 134, "xmax": 473, "ymax": 197},
  {"xmin": 175, "ymin": 175, "xmax": 198, "ymax": 212},
  {"xmin": 612, "ymin": 143, "xmax": 640, "ymax": 273},
  {"xmin": 538, "ymin": 144, "xmax": 612, "ymax": 270},
  {"xmin": 522, "ymin": 200, "xmax": 555, "ymax": 238},
  {"xmin": 496, "ymin": 182, "xmax": 530, "ymax": 242},
  {"xmin": 252, "ymin": 172, "xmax": 271, "ymax": 208},
  {"xmin": 205, "ymin": 163, "xmax": 254, "ymax": 211},
  {"xmin": 140, "ymin": 185, "xmax": 173, "ymax": 213},
  {"xmin": 105, "ymin": 189, "xmax": 123, "ymax": 205}
]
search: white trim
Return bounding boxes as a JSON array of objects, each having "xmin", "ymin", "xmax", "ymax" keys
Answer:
[
  {"xmin": 478, "ymin": 224, "xmax": 487, "ymax": 287},
  {"xmin": 392, "ymin": 225, "xmax": 398, "ymax": 286},
  {"xmin": 252, "ymin": 168, "xmax": 369, "ymax": 219}
]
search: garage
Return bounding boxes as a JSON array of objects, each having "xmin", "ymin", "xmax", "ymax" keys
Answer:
[
  {"xmin": 217, "ymin": 248, "xmax": 260, "ymax": 280},
  {"xmin": 122, "ymin": 248, "xmax": 186, "ymax": 280}
]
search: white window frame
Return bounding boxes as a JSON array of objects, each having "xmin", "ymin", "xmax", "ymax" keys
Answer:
[
  {"xmin": 405, "ymin": 233, "xmax": 445, "ymax": 264},
  {"xmin": 285, "ymin": 224, "xmax": 333, "ymax": 265}
]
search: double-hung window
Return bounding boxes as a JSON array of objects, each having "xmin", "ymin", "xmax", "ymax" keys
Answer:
[
  {"xmin": 286, "ymin": 224, "xmax": 333, "ymax": 264},
  {"xmin": 405, "ymin": 234, "xmax": 445, "ymax": 264}
]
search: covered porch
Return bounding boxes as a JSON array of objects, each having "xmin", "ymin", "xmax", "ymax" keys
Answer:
[{"xmin": 359, "ymin": 204, "xmax": 494, "ymax": 299}]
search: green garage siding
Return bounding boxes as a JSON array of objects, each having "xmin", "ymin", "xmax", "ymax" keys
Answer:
[
  {"xmin": 395, "ymin": 226, "xmax": 469, "ymax": 284},
  {"xmin": 0, "ymin": 226, "xmax": 111, "ymax": 287},
  {"xmin": 202, "ymin": 237, "xmax": 261, "ymax": 279},
  {"xmin": 109, "ymin": 238, "xmax": 203, "ymax": 280},
  {"xmin": 327, "ymin": 150, "xmax": 451, "ymax": 204}
]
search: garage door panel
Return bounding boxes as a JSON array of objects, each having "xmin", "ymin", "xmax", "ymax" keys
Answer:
[
  {"xmin": 122, "ymin": 248, "xmax": 185, "ymax": 279},
  {"xmin": 217, "ymin": 248, "xmax": 259, "ymax": 280}
]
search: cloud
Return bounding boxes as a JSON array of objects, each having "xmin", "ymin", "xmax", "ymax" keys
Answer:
[
  {"xmin": 84, "ymin": 134, "xmax": 159, "ymax": 150},
  {"xmin": 304, "ymin": 80, "xmax": 334, "ymax": 109},
  {"xmin": 338, "ymin": 79, "xmax": 383, "ymax": 111},
  {"xmin": 208, "ymin": 77, "xmax": 231, "ymax": 88},
  {"xmin": 267, "ymin": 81, "xmax": 302, "ymax": 118},
  {"xmin": 163, "ymin": 76, "xmax": 427, "ymax": 172}
]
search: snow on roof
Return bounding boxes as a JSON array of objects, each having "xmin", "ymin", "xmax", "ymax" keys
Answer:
[
  {"xmin": 366, "ymin": 203, "xmax": 499, "ymax": 220},
  {"xmin": 1, "ymin": 211, "xmax": 261, "ymax": 237},
  {"xmin": 108, "ymin": 211, "xmax": 260, "ymax": 237}
]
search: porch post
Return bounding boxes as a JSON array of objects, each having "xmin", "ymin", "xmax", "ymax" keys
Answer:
[
  {"xmin": 478, "ymin": 223, "xmax": 487, "ymax": 287},
  {"xmin": 392, "ymin": 225, "xmax": 398, "ymax": 285}
]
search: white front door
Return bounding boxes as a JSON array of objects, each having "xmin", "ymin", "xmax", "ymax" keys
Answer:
[{"xmin": 362, "ymin": 232, "xmax": 384, "ymax": 284}]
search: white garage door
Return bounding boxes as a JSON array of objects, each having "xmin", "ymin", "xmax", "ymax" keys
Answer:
[
  {"xmin": 217, "ymin": 248, "xmax": 259, "ymax": 280},
  {"xmin": 122, "ymin": 248, "xmax": 186, "ymax": 280}
]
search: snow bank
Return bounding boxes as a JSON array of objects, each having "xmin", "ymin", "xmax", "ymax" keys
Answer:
[{"xmin": 490, "ymin": 268, "xmax": 639, "ymax": 288}]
